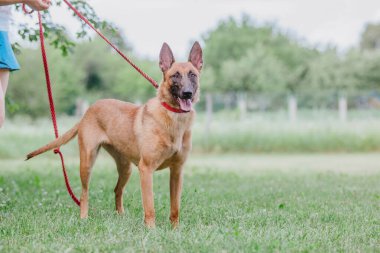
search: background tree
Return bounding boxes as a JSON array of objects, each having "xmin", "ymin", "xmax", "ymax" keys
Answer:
[
  {"xmin": 360, "ymin": 23, "xmax": 380, "ymax": 51},
  {"xmin": 221, "ymin": 45, "xmax": 287, "ymax": 93},
  {"xmin": 15, "ymin": 0, "xmax": 118, "ymax": 55},
  {"xmin": 7, "ymin": 12, "xmax": 380, "ymax": 119},
  {"xmin": 8, "ymin": 38, "xmax": 160, "ymax": 117},
  {"xmin": 357, "ymin": 51, "xmax": 380, "ymax": 90},
  {"xmin": 202, "ymin": 15, "xmax": 318, "ymax": 119}
]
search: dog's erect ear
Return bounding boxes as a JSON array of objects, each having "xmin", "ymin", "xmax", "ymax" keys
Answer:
[
  {"xmin": 188, "ymin": 41, "xmax": 203, "ymax": 71},
  {"xmin": 159, "ymin": 42, "xmax": 175, "ymax": 72}
]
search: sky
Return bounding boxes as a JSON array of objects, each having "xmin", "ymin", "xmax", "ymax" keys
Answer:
[{"xmin": 17, "ymin": 0, "xmax": 380, "ymax": 60}]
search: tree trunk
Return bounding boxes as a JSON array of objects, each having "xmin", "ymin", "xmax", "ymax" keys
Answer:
[
  {"xmin": 288, "ymin": 95, "xmax": 297, "ymax": 122},
  {"xmin": 339, "ymin": 96, "xmax": 347, "ymax": 122}
]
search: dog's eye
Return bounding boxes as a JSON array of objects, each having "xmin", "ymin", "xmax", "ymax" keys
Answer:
[
  {"xmin": 189, "ymin": 72, "xmax": 197, "ymax": 78},
  {"xmin": 171, "ymin": 72, "xmax": 181, "ymax": 79}
]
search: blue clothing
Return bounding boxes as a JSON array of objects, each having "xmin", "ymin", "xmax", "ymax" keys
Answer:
[{"xmin": 0, "ymin": 31, "xmax": 20, "ymax": 71}]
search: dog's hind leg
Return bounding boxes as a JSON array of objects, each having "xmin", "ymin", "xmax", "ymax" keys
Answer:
[
  {"xmin": 78, "ymin": 134, "xmax": 101, "ymax": 219},
  {"xmin": 102, "ymin": 146, "xmax": 133, "ymax": 214},
  {"xmin": 114, "ymin": 158, "xmax": 132, "ymax": 214}
]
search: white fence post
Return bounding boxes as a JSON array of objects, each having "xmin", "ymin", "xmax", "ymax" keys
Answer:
[
  {"xmin": 238, "ymin": 93, "xmax": 247, "ymax": 120},
  {"xmin": 288, "ymin": 95, "xmax": 297, "ymax": 122},
  {"xmin": 339, "ymin": 96, "xmax": 347, "ymax": 122}
]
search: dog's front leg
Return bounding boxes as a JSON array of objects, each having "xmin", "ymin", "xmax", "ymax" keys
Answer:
[
  {"xmin": 138, "ymin": 161, "xmax": 156, "ymax": 228},
  {"xmin": 170, "ymin": 166, "xmax": 184, "ymax": 228}
]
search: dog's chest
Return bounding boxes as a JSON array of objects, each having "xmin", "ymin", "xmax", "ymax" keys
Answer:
[{"xmin": 166, "ymin": 124, "xmax": 186, "ymax": 152}]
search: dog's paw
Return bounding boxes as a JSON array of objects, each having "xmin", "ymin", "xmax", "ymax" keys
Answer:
[
  {"xmin": 116, "ymin": 208, "xmax": 125, "ymax": 215},
  {"xmin": 144, "ymin": 219, "xmax": 156, "ymax": 229},
  {"xmin": 80, "ymin": 214, "xmax": 88, "ymax": 219},
  {"xmin": 170, "ymin": 218, "xmax": 180, "ymax": 229}
]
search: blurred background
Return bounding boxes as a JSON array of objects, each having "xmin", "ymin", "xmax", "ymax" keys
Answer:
[
  {"xmin": 2, "ymin": 0, "xmax": 380, "ymax": 155},
  {"xmin": 2, "ymin": 2, "xmax": 380, "ymax": 251}
]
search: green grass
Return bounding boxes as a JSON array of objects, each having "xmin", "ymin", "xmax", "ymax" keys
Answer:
[
  {"xmin": 1, "ymin": 112, "xmax": 380, "ymax": 251},
  {"xmin": 1, "ymin": 154, "xmax": 379, "ymax": 252},
  {"xmin": 194, "ymin": 110, "xmax": 380, "ymax": 153}
]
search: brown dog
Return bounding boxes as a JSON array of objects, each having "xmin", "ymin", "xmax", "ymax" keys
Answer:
[{"xmin": 27, "ymin": 42, "xmax": 203, "ymax": 228}]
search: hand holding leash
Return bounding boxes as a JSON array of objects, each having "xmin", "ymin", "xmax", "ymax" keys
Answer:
[{"xmin": 23, "ymin": 0, "xmax": 51, "ymax": 11}]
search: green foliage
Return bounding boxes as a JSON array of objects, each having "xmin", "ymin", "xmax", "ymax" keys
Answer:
[
  {"xmin": 8, "ymin": 47, "xmax": 85, "ymax": 117},
  {"xmin": 202, "ymin": 16, "xmax": 318, "ymax": 93},
  {"xmin": 221, "ymin": 46, "xmax": 288, "ymax": 92},
  {"xmin": 15, "ymin": 0, "xmax": 119, "ymax": 56},
  {"xmin": 360, "ymin": 22, "xmax": 380, "ymax": 51},
  {"xmin": 8, "ymin": 48, "xmax": 48, "ymax": 117},
  {"xmin": 200, "ymin": 66, "xmax": 216, "ymax": 92},
  {"xmin": 7, "ymin": 38, "xmax": 160, "ymax": 117},
  {"xmin": 299, "ymin": 49, "xmax": 366, "ymax": 95},
  {"xmin": 203, "ymin": 16, "xmax": 274, "ymax": 72},
  {"xmin": 356, "ymin": 50, "xmax": 380, "ymax": 89},
  {"xmin": 70, "ymin": 39, "xmax": 161, "ymax": 102},
  {"xmin": 7, "ymin": 0, "xmax": 149, "ymax": 117},
  {"xmin": 304, "ymin": 48, "xmax": 380, "ymax": 94},
  {"xmin": 202, "ymin": 15, "xmax": 380, "ymax": 97}
]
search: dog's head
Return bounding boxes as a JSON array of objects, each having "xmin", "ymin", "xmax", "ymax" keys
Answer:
[{"xmin": 158, "ymin": 42, "xmax": 203, "ymax": 112}]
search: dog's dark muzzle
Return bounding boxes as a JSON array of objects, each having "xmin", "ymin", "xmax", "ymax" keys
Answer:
[{"xmin": 181, "ymin": 91, "xmax": 193, "ymax": 100}]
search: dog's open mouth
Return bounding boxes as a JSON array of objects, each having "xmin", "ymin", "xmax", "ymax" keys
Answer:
[{"xmin": 177, "ymin": 98, "xmax": 192, "ymax": 112}]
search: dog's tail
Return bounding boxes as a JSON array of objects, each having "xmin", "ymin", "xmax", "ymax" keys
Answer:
[{"xmin": 26, "ymin": 123, "xmax": 80, "ymax": 160}]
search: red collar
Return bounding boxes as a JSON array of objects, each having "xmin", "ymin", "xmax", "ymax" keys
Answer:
[{"xmin": 161, "ymin": 102, "xmax": 190, "ymax": 113}]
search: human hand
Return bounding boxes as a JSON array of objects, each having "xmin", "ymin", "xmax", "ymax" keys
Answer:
[{"xmin": 23, "ymin": 0, "xmax": 51, "ymax": 11}]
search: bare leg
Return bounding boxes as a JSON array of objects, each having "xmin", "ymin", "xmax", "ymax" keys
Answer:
[
  {"xmin": 0, "ymin": 69, "xmax": 10, "ymax": 128},
  {"xmin": 170, "ymin": 166, "xmax": 184, "ymax": 228}
]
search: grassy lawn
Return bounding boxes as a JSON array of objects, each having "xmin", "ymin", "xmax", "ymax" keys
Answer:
[{"xmin": 1, "ymin": 154, "xmax": 379, "ymax": 252}]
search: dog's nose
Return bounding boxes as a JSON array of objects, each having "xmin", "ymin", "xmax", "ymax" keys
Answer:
[{"xmin": 182, "ymin": 91, "xmax": 193, "ymax": 99}]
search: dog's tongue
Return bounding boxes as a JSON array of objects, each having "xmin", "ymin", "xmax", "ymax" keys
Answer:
[{"xmin": 178, "ymin": 98, "xmax": 192, "ymax": 112}]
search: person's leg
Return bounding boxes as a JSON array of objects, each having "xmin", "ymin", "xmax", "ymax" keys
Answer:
[{"xmin": 0, "ymin": 69, "xmax": 10, "ymax": 128}]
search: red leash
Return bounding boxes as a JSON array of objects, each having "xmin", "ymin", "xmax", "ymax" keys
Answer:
[
  {"xmin": 62, "ymin": 0, "xmax": 159, "ymax": 89},
  {"xmin": 37, "ymin": 11, "xmax": 80, "ymax": 206},
  {"xmin": 23, "ymin": 0, "xmax": 188, "ymax": 206},
  {"xmin": 24, "ymin": 1, "xmax": 160, "ymax": 206}
]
